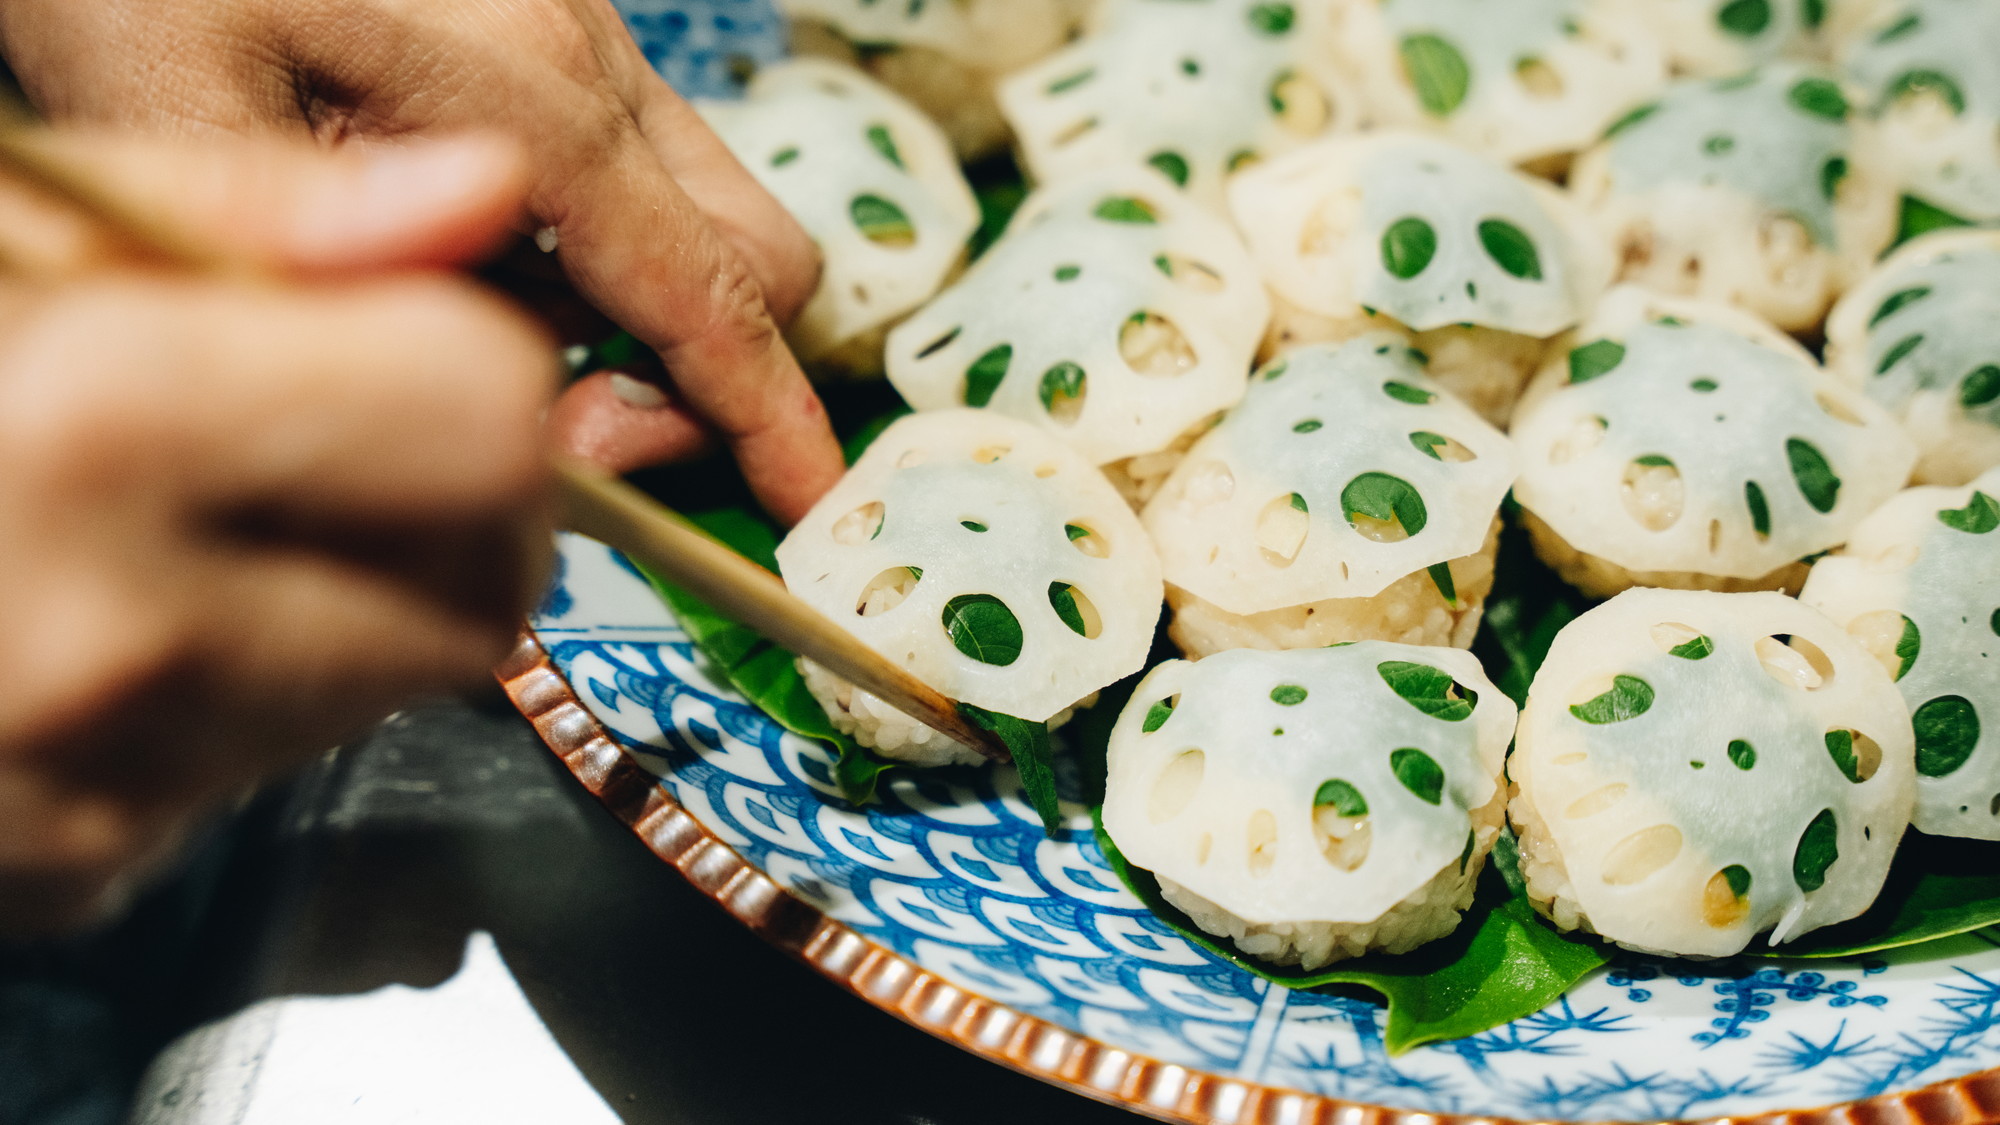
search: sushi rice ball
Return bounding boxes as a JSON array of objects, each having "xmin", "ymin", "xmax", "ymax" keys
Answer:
[
  {"xmin": 1511, "ymin": 588, "xmax": 1916, "ymax": 958},
  {"xmin": 1103, "ymin": 643, "xmax": 1515, "ymax": 970},
  {"xmin": 1800, "ymin": 470, "xmax": 2000, "ymax": 840},
  {"xmin": 1825, "ymin": 229, "xmax": 2000, "ymax": 486},
  {"xmin": 1331, "ymin": 0, "xmax": 1666, "ymax": 174},
  {"xmin": 1568, "ymin": 63, "xmax": 1898, "ymax": 333},
  {"xmin": 1143, "ymin": 337, "xmax": 1519, "ymax": 657},
  {"xmin": 1512, "ymin": 287, "xmax": 1915, "ymax": 598},
  {"xmin": 1228, "ymin": 131, "xmax": 1613, "ymax": 425},
  {"xmin": 780, "ymin": 0, "xmax": 1090, "ymax": 158},
  {"xmin": 775, "ymin": 410, "xmax": 1163, "ymax": 766},
  {"xmin": 998, "ymin": 0, "xmax": 1355, "ymax": 212},
  {"xmin": 697, "ymin": 59, "xmax": 979, "ymax": 377},
  {"xmin": 885, "ymin": 167, "xmax": 1270, "ymax": 506},
  {"xmin": 1831, "ymin": 0, "xmax": 2000, "ymax": 229}
]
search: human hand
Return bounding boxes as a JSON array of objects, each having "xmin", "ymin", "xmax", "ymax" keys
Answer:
[
  {"xmin": 0, "ymin": 133, "xmax": 556, "ymax": 935},
  {"xmin": 0, "ymin": 0, "xmax": 845, "ymax": 524}
]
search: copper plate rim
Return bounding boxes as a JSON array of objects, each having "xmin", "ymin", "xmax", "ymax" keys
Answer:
[{"xmin": 499, "ymin": 630, "xmax": 2000, "ymax": 1125}]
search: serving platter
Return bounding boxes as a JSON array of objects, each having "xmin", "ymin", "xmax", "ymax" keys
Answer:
[{"xmin": 508, "ymin": 532, "xmax": 2000, "ymax": 1124}]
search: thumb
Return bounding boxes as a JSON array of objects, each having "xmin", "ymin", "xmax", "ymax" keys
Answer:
[{"xmin": 7, "ymin": 131, "xmax": 530, "ymax": 276}]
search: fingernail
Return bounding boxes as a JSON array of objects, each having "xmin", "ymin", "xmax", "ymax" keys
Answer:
[
  {"xmin": 534, "ymin": 226, "xmax": 560, "ymax": 253},
  {"xmin": 609, "ymin": 373, "xmax": 669, "ymax": 409}
]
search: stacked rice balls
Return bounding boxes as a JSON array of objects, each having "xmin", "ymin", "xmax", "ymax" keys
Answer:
[{"xmin": 690, "ymin": 0, "xmax": 2000, "ymax": 965}]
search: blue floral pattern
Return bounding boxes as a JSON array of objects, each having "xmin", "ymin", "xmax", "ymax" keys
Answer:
[
  {"xmin": 613, "ymin": 0, "xmax": 786, "ymax": 99},
  {"xmin": 533, "ymin": 533, "xmax": 2000, "ymax": 1121}
]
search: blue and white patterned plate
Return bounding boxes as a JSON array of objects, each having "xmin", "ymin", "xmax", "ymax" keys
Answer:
[{"xmin": 529, "ymin": 533, "xmax": 2000, "ymax": 1123}]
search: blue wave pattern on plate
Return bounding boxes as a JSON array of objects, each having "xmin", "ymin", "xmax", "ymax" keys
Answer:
[
  {"xmin": 613, "ymin": 0, "xmax": 786, "ymax": 99},
  {"xmin": 534, "ymin": 533, "xmax": 2000, "ymax": 1121}
]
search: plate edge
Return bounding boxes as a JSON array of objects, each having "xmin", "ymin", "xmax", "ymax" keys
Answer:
[{"xmin": 498, "ymin": 627, "xmax": 2000, "ymax": 1125}]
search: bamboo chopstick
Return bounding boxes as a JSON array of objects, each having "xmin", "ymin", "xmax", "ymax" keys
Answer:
[{"xmin": 0, "ymin": 110, "xmax": 1010, "ymax": 761}]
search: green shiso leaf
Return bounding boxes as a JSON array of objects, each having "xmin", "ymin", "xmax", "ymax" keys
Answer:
[
  {"xmin": 1146, "ymin": 150, "xmax": 1191, "ymax": 187},
  {"xmin": 1938, "ymin": 490, "xmax": 2000, "ymax": 534},
  {"xmin": 1314, "ymin": 779, "xmax": 1368, "ymax": 817},
  {"xmin": 1476, "ymin": 219, "xmax": 1543, "ymax": 280},
  {"xmin": 1878, "ymin": 333, "xmax": 1925, "ymax": 375},
  {"xmin": 865, "ymin": 123, "xmax": 904, "ymax": 168},
  {"xmin": 1793, "ymin": 809, "xmax": 1841, "ymax": 893},
  {"xmin": 1723, "ymin": 864, "xmax": 1754, "ymax": 899},
  {"xmin": 1604, "ymin": 101, "xmax": 1658, "ymax": 138},
  {"xmin": 1270, "ymin": 684, "xmax": 1308, "ymax": 706},
  {"xmin": 1427, "ymin": 562, "xmax": 1459, "ymax": 607},
  {"xmin": 1870, "ymin": 285, "xmax": 1931, "ymax": 327},
  {"xmin": 1398, "ymin": 34, "xmax": 1470, "ymax": 117},
  {"xmin": 1668, "ymin": 634, "xmax": 1714, "ymax": 660},
  {"xmin": 1094, "ymin": 195, "xmax": 1159, "ymax": 223},
  {"xmin": 1825, "ymin": 729, "xmax": 1864, "ymax": 783},
  {"xmin": 962, "ymin": 704, "xmax": 1060, "ymax": 835},
  {"xmin": 1378, "ymin": 660, "xmax": 1475, "ymax": 722},
  {"xmin": 1038, "ymin": 361, "xmax": 1086, "ymax": 414},
  {"xmin": 1802, "ymin": 0, "xmax": 1826, "ymax": 28},
  {"xmin": 1381, "ymin": 216, "xmax": 1439, "ymax": 279},
  {"xmin": 1390, "ymin": 747, "xmax": 1445, "ymax": 805},
  {"xmin": 1895, "ymin": 615, "xmax": 1921, "ymax": 680},
  {"xmin": 850, "ymin": 193, "xmax": 914, "ymax": 242},
  {"xmin": 1820, "ymin": 155, "xmax": 1848, "ymax": 201},
  {"xmin": 1092, "ymin": 817, "xmax": 1607, "ymax": 1055},
  {"xmin": 1141, "ymin": 697, "xmax": 1176, "ymax": 733},
  {"xmin": 1410, "ymin": 431, "xmax": 1449, "ymax": 459},
  {"xmin": 1787, "ymin": 438, "xmax": 1842, "ymax": 513},
  {"xmin": 963, "ymin": 343, "xmax": 1012, "ymax": 407},
  {"xmin": 1569, "ymin": 674, "xmax": 1654, "ymax": 724},
  {"xmin": 1960, "ymin": 366, "xmax": 2000, "ymax": 408},
  {"xmin": 943, "ymin": 594, "xmax": 1025, "ymax": 666},
  {"xmin": 1897, "ymin": 194, "xmax": 1972, "ymax": 246},
  {"xmin": 1886, "ymin": 69, "xmax": 1966, "ymax": 115},
  {"xmin": 1567, "ymin": 339, "xmax": 1626, "ymax": 383},
  {"xmin": 1787, "ymin": 77, "xmax": 1849, "ymax": 120},
  {"xmin": 1717, "ymin": 0, "xmax": 1772, "ymax": 36},
  {"xmin": 1383, "ymin": 380, "xmax": 1435, "ymax": 404},
  {"xmin": 1914, "ymin": 694, "xmax": 1980, "ymax": 776},
  {"xmin": 1774, "ymin": 833, "xmax": 2000, "ymax": 956},
  {"xmin": 1342, "ymin": 472, "xmax": 1428, "ymax": 537},
  {"xmin": 1745, "ymin": 480, "xmax": 1772, "ymax": 538},
  {"xmin": 1247, "ymin": 2, "xmax": 1295, "ymax": 34},
  {"xmin": 1729, "ymin": 738, "xmax": 1758, "ymax": 770},
  {"xmin": 1048, "ymin": 582, "xmax": 1088, "ymax": 636}
]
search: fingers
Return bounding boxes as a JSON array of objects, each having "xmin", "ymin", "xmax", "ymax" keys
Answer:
[
  {"xmin": 634, "ymin": 77, "xmax": 823, "ymax": 326},
  {"xmin": 7, "ymin": 131, "xmax": 530, "ymax": 277},
  {"xmin": 546, "ymin": 369, "xmax": 717, "ymax": 470},
  {"xmin": 536, "ymin": 132, "xmax": 843, "ymax": 524}
]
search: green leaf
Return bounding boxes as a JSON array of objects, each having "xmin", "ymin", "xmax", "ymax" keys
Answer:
[
  {"xmin": 1787, "ymin": 438, "xmax": 1841, "ymax": 514},
  {"xmin": 1314, "ymin": 779, "xmax": 1368, "ymax": 817},
  {"xmin": 1065, "ymin": 523, "xmax": 1091, "ymax": 541},
  {"xmin": 1914, "ymin": 694, "xmax": 1980, "ymax": 776},
  {"xmin": 1381, "ymin": 216, "xmax": 1439, "ymax": 279},
  {"xmin": 1054, "ymin": 264, "xmax": 1081, "ymax": 282},
  {"xmin": 1046, "ymin": 67, "xmax": 1095, "ymax": 94},
  {"xmin": 1729, "ymin": 739, "xmax": 1758, "ymax": 770},
  {"xmin": 770, "ymin": 146, "xmax": 800, "ymax": 167},
  {"xmin": 1399, "ymin": 34, "xmax": 1470, "ymax": 116},
  {"xmin": 865, "ymin": 123, "xmax": 904, "ymax": 168},
  {"xmin": 1825, "ymin": 729, "xmax": 1865, "ymax": 783},
  {"xmin": 1270, "ymin": 684, "xmax": 1309, "ymax": 706},
  {"xmin": 1871, "ymin": 285, "xmax": 1932, "ymax": 327},
  {"xmin": 1938, "ymin": 490, "xmax": 2000, "ymax": 534},
  {"xmin": 1886, "ymin": 69, "xmax": 1966, "ymax": 115},
  {"xmin": 1774, "ymin": 832, "xmax": 2000, "ymax": 956},
  {"xmin": 1472, "ymin": 518, "xmax": 1587, "ymax": 707},
  {"xmin": 1895, "ymin": 615, "xmax": 1921, "ymax": 680},
  {"xmin": 1897, "ymin": 194, "xmax": 1972, "ymax": 245},
  {"xmin": 942, "ymin": 594, "xmax": 1024, "ymax": 666},
  {"xmin": 1669, "ymin": 635, "xmax": 1714, "ymax": 660},
  {"xmin": 1038, "ymin": 361, "xmax": 1086, "ymax": 414},
  {"xmin": 850, "ymin": 193, "xmax": 915, "ymax": 243},
  {"xmin": 1476, "ymin": 219, "xmax": 1543, "ymax": 280},
  {"xmin": 1428, "ymin": 562, "xmax": 1459, "ymax": 607},
  {"xmin": 963, "ymin": 343, "xmax": 1012, "ymax": 407},
  {"xmin": 1961, "ymin": 366, "xmax": 2000, "ymax": 408},
  {"xmin": 1723, "ymin": 864, "xmax": 1754, "ymax": 899},
  {"xmin": 1569, "ymin": 675, "xmax": 1654, "ymax": 724},
  {"xmin": 1142, "ymin": 697, "xmax": 1176, "ymax": 733},
  {"xmin": 1378, "ymin": 660, "xmax": 1475, "ymax": 722},
  {"xmin": 1384, "ymin": 380, "xmax": 1436, "ymax": 404},
  {"xmin": 1048, "ymin": 583, "xmax": 1087, "ymax": 636},
  {"xmin": 1788, "ymin": 77, "xmax": 1848, "ymax": 120},
  {"xmin": 1146, "ymin": 150, "xmax": 1191, "ymax": 187},
  {"xmin": 1410, "ymin": 431, "xmax": 1449, "ymax": 459},
  {"xmin": 1604, "ymin": 101, "xmax": 1659, "ymax": 138},
  {"xmin": 1248, "ymin": 2, "xmax": 1295, "ymax": 34},
  {"xmin": 960, "ymin": 521, "xmax": 987, "ymax": 533},
  {"xmin": 1717, "ymin": 0, "xmax": 1772, "ymax": 36},
  {"xmin": 1877, "ymin": 13, "xmax": 1922, "ymax": 42},
  {"xmin": 1289, "ymin": 492, "xmax": 1309, "ymax": 513},
  {"xmin": 1342, "ymin": 472, "xmax": 1429, "ymax": 536},
  {"xmin": 1092, "ymin": 816, "xmax": 1608, "ymax": 1054},
  {"xmin": 1704, "ymin": 133, "xmax": 1736, "ymax": 155},
  {"xmin": 1801, "ymin": 0, "xmax": 1826, "ymax": 27},
  {"xmin": 1820, "ymin": 155, "xmax": 1848, "ymax": 201},
  {"xmin": 1390, "ymin": 747, "xmax": 1445, "ymax": 805},
  {"xmin": 1294, "ymin": 419, "xmax": 1324, "ymax": 434},
  {"xmin": 1792, "ymin": 808, "xmax": 1840, "ymax": 893},
  {"xmin": 969, "ymin": 165, "xmax": 1028, "ymax": 259},
  {"xmin": 1691, "ymin": 378, "xmax": 1719, "ymax": 393},
  {"xmin": 1094, "ymin": 196, "xmax": 1158, "ymax": 224},
  {"xmin": 1877, "ymin": 333, "xmax": 1925, "ymax": 374},
  {"xmin": 962, "ymin": 704, "xmax": 1061, "ymax": 835},
  {"xmin": 1634, "ymin": 454, "xmax": 1674, "ymax": 467},
  {"xmin": 1746, "ymin": 480, "xmax": 1772, "ymax": 538},
  {"xmin": 1567, "ymin": 339, "xmax": 1626, "ymax": 383}
]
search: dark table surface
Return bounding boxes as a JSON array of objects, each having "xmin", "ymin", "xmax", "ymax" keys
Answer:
[{"xmin": 45, "ymin": 689, "xmax": 1144, "ymax": 1124}]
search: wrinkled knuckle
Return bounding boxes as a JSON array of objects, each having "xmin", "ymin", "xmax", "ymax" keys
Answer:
[{"xmin": 701, "ymin": 252, "xmax": 783, "ymax": 355}]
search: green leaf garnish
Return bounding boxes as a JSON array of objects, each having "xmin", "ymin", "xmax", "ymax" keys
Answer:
[
  {"xmin": 1723, "ymin": 864, "xmax": 1754, "ymax": 898},
  {"xmin": 865, "ymin": 123, "xmax": 904, "ymax": 168},
  {"xmin": 1729, "ymin": 739, "xmax": 1758, "ymax": 770},
  {"xmin": 1793, "ymin": 808, "xmax": 1840, "ymax": 893},
  {"xmin": 1802, "ymin": 0, "xmax": 1826, "ymax": 27},
  {"xmin": 1870, "ymin": 286, "xmax": 1932, "ymax": 327},
  {"xmin": 1141, "ymin": 697, "xmax": 1176, "ymax": 733},
  {"xmin": 1390, "ymin": 747, "xmax": 1445, "ymax": 805},
  {"xmin": 1399, "ymin": 34, "xmax": 1470, "ymax": 116},
  {"xmin": 1820, "ymin": 155, "xmax": 1848, "ymax": 201},
  {"xmin": 962, "ymin": 704, "xmax": 1060, "ymax": 835},
  {"xmin": 1787, "ymin": 438, "xmax": 1841, "ymax": 514},
  {"xmin": 1568, "ymin": 339, "xmax": 1626, "ymax": 383},
  {"xmin": 770, "ymin": 146, "xmax": 801, "ymax": 167},
  {"xmin": 1038, "ymin": 361, "xmax": 1086, "ymax": 415},
  {"xmin": 1886, "ymin": 69, "xmax": 1966, "ymax": 115},
  {"xmin": 1314, "ymin": 779, "xmax": 1368, "ymax": 817},
  {"xmin": 850, "ymin": 193, "xmax": 915, "ymax": 244},
  {"xmin": 1895, "ymin": 615, "xmax": 1921, "ymax": 680},
  {"xmin": 1938, "ymin": 490, "xmax": 2000, "ymax": 533},
  {"xmin": 1289, "ymin": 492, "xmax": 1308, "ymax": 513},
  {"xmin": 960, "ymin": 521, "xmax": 987, "ymax": 533},
  {"xmin": 1269, "ymin": 684, "xmax": 1308, "ymax": 706},
  {"xmin": 1378, "ymin": 661, "xmax": 1475, "ymax": 722},
  {"xmin": 1294, "ymin": 419, "xmax": 1324, "ymax": 433},
  {"xmin": 1409, "ymin": 431, "xmax": 1449, "ymax": 459},
  {"xmin": 1635, "ymin": 454, "xmax": 1674, "ymax": 467},
  {"xmin": 963, "ymin": 343, "xmax": 1012, "ymax": 407},
  {"xmin": 1342, "ymin": 472, "xmax": 1428, "ymax": 536},
  {"xmin": 1065, "ymin": 523, "xmax": 1091, "ymax": 541},
  {"xmin": 1897, "ymin": 194, "xmax": 1971, "ymax": 245},
  {"xmin": 1094, "ymin": 196, "xmax": 1158, "ymax": 223},
  {"xmin": 1054, "ymin": 264, "xmax": 1081, "ymax": 282},
  {"xmin": 1825, "ymin": 729, "xmax": 1865, "ymax": 783},
  {"xmin": 1914, "ymin": 694, "xmax": 1980, "ymax": 776},
  {"xmin": 1788, "ymin": 77, "xmax": 1848, "ymax": 120},
  {"xmin": 1877, "ymin": 333, "xmax": 1925, "ymax": 374},
  {"xmin": 1477, "ymin": 219, "xmax": 1543, "ymax": 280},
  {"xmin": 1746, "ymin": 480, "xmax": 1772, "ymax": 538},
  {"xmin": 1146, "ymin": 150, "xmax": 1190, "ymax": 187},
  {"xmin": 1384, "ymin": 380, "xmax": 1435, "ymax": 404},
  {"xmin": 1961, "ymin": 366, "xmax": 2000, "ymax": 408},
  {"xmin": 1717, "ymin": 0, "xmax": 1772, "ymax": 36},
  {"xmin": 1048, "ymin": 583, "xmax": 1088, "ymax": 636},
  {"xmin": 1778, "ymin": 832, "xmax": 2000, "ymax": 956},
  {"xmin": 1669, "ymin": 635, "xmax": 1714, "ymax": 660},
  {"xmin": 1428, "ymin": 562, "xmax": 1458, "ymax": 607},
  {"xmin": 1604, "ymin": 101, "xmax": 1658, "ymax": 138},
  {"xmin": 1381, "ymin": 216, "xmax": 1439, "ymax": 279},
  {"xmin": 1248, "ymin": 2, "xmax": 1295, "ymax": 34},
  {"xmin": 1569, "ymin": 675, "xmax": 1654, "ymax": 724},
  {"xmin": 942, "ymin": 594, "xmax": 1024, "ymax": 666},
  {"xmin": 1877, "ymin": 12, "xmax": 1922, "ymax": 42}
]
